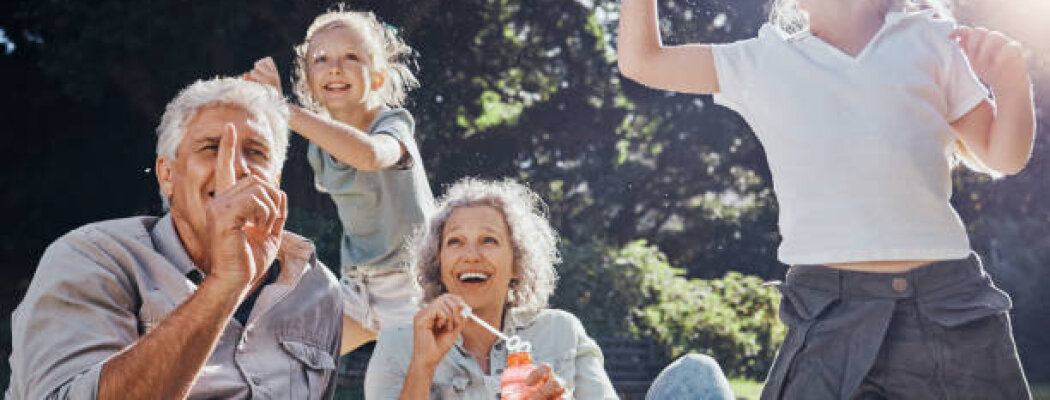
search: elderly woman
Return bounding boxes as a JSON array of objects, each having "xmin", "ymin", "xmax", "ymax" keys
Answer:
[{"xmin": 364, "ymin": 178, "xmax": 618, "ymax": 399}]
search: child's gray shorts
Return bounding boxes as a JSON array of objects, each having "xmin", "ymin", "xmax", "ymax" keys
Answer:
[{"xmin": 761, "ymin": 253, "xmax": 1030, "ymax": 400}]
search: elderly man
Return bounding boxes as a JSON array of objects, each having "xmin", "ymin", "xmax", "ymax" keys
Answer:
[{"xmin": 7, "ymin": 77, "xmax": 371, "ymax": 399}]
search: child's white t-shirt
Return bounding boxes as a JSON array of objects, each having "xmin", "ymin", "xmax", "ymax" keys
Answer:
[{"xmin": 710, "ymin": 10, "xmax": 989, "ymax": 265}]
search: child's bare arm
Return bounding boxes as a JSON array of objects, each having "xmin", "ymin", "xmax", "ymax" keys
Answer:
[
  {"xmin": 288, "ymin": 106, "xmax": 404, "ymax": 171},
  {"xmin": 617, "ymin": 0, "xmax": 719, "ymax": 94},
  {"xmin": 950, "ymin": 27, "xmax": 1035, "ymax": 176},
  {"xmin": 245, "ymin": 57, "xmax": 404, "ymax": 172}
]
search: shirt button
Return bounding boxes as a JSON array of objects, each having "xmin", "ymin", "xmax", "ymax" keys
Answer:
[
  {"xmin": 252, "ymin": 376, "xmax": 262, "ymax": 385},
  {"xmin": 892, "ymin": 278, "xmax": 908, "ymax": 292}
]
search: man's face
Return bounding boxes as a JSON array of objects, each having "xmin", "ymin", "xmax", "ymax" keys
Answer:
[{"xmin": 156, "ymin": 104, "xmax": 279, "ymax": 261}]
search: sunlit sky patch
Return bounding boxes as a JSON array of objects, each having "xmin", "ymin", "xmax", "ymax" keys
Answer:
[{"xmin": 0, "ymin": 29, "xmax": 15, "ymax": 55}]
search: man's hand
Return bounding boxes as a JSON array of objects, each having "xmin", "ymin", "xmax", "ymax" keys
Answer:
[
  {"xmin": 244, "ymin": 57, "xmax": 284, "ymax": 96},
  {"xmin": 205, "ymin": 123, "xmax": 287, "ymax": 294}
]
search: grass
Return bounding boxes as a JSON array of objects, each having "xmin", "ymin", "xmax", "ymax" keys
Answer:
[
  {"xmin": 729, "ymin": 378, "xmax": 763, "ymax": 400},
  {"xmin": 1034, "ymin": 384, "xmax": 1050, "ymax": 400}
]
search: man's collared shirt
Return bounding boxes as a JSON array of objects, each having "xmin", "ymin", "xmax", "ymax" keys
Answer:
[
  {"xmin": 364, "ymin": 308, "xmax": 618, "ymax": 399},
  {"xmin": 6, "ymin": 214, "xmax": 344, "ymax": 399}
]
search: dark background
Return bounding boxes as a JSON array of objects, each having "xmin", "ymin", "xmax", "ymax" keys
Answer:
[{"xmin": 2, "ymin": 0, "xmax": 1048, "ymax": 389}]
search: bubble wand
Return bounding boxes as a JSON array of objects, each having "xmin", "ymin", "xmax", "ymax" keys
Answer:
[{"xmin": 460, "ymin": 306, "xmax": 531, "ymax": 353}]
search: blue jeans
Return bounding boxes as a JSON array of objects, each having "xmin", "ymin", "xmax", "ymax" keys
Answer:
[{"xmin": 646, "ymin": 354, "xmax": 735, "ymax": 400}]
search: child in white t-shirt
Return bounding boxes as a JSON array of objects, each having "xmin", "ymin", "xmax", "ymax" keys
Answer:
[{"xmin": 618, "ymin": 0, "xmax": 1035, "ymax": 398}]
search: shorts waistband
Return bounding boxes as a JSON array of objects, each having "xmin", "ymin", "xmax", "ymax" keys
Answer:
[{"xmin": 785, "ymin": 253, "xmax": 987, "ymax": 299}]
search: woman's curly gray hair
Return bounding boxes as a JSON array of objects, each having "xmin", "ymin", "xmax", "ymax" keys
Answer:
[
  {"xmin": 411, "ymin": 178, "xmax": 560, "ymax": 315},
  {"xmin": 292, "ymin": 6, "xmax": 419, "ymax": 114}
]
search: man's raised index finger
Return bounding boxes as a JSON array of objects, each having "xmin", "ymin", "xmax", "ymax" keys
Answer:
[{"xmin": 216, "ymin": 123, "xmax": 238, "ymax": 192}]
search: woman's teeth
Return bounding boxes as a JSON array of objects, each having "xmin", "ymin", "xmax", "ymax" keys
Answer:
[{"xmin": 458, "ymin": 272, "xmax": 490, "ymax": 283}]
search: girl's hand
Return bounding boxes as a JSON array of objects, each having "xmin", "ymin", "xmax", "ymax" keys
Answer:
[
  {"xmin": 243, "ymin": 57, "xmax": 284, "ymax": 96},
  {"xmin": 526, "ymin": 363, "xmax": 568, "ymax": 400},
  {"xmin": 410, "ymin": 294, "xmax": 468, "ymax": 369},
  {"xmin": 952, "ymin": 26, "xmax": 1030, "ymax": 94}
]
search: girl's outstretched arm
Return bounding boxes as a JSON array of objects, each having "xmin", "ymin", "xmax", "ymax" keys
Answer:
[
  {"xmin": 950, "ymin": 27, "xmax": 1035, "ymax": 176},
  {"xmin": 617, "ymin": 0, "xmax": 720, "ymax": 94},
  {"xmin": 245, "ymin": 57, "xmax": 403, "ymax": 172},
  {"xmin": 287, "ymin": 106, "xmax": 404, "ymax": 172}
]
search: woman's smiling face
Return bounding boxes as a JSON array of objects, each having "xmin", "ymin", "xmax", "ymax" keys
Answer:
[{"xmin": 439, "ymin": 205, "xmax": 517, "ymax": 313}]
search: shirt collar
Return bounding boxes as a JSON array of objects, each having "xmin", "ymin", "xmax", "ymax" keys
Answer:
[
  {"xmin": 769, "ymin": 9, "xmax": 936, "ymax": 43},
  {"xmin": 151, "ymin": 213, "xmax": 203, "ymax": 281}
]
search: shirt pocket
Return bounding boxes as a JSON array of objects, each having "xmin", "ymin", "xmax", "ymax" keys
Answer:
[
  {"xmin": 550, "ymin": 348, "xmax": 577, "ymax": 390},
  {"xmin": 280, "ymin": 338, "xmax": 336, "ymax": 400},
  {"xmin": 137, "ymin": 296, "xmax": 174, "ymax": 335},
  {"xmin": 429, "ymin": 371, "xmax": 477, "ymax": 399}
]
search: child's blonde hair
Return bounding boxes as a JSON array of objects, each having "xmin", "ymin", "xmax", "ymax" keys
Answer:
[
  {"xmin": 769, "ymin": 0, "xmax": 998, "ymax": 176},
  {"xmin": 292, "ymin": 6, "xmax": 419, "ymax": 113}
]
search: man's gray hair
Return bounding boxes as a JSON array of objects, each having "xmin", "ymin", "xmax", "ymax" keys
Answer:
[
  {"xmin": 156, "ymin": 77, "xmax": 289, "ymax": 167},
  {"xmin": 411, "ymin": 178, "xmax": 560, "ymax": 316},
  {"xmin": 155, "ymin": 77, "xmax": 289, "ymax": 206}
]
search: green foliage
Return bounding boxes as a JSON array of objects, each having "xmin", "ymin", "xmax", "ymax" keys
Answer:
[
  {"xmin": 551, "ymin": 239, "xmax": 649, "ymax": 338},
  {"xmin": 553, "ymin": 240, "xmax": 784, "ymax": 379},
  {"xmin": 625, "ymin": 241, "xmax": 783, "ymax": 378}
]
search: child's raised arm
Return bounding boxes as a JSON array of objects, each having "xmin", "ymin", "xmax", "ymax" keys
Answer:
[
  {"xmin": 245, "ymin": 57, "xmax": 404, "ymax": 172},
  {"xmin": 617, "ymin": 0, "xmax": 719, "ymax": 94},
  {"xmin": 949, "ymin": 27, "xmax": 1035, "ymax": 176}
]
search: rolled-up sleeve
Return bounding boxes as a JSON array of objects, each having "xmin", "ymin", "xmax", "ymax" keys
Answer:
[
  {"xmin": 8, "ymin": 228, "xmax": 139, "ymax": 400},
  {"xmin": 363, "ymin": 327, "xmax": 412, "ymax": 400},
  {"xmin": 372, "ymin": 110, "xmax": 418, "ymax": 170},
  {"xmin": 567, "ymin": 315, "xmax": 619, "ymax": 400}
]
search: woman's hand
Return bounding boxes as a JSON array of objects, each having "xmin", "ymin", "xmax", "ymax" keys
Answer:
[
  {"xmin": 410, "ymin": 294, "xmax": 468, "ymax": 370},
  {"xmin": 526, "ymin": 363, "xmax": 568, "ymax": 400},
  {"xmin": 243, "ymin": 57, "xmax": 284, "ymax": 96}
]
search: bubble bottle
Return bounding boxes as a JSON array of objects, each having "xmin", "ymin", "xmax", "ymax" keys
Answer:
[
  {"xmin": 500, "ymin": 339, "xmax": 536, "ymax": 400},
  {"xmin": 459, "ymin": 307, "xmax": 539, "ymax": 399}
]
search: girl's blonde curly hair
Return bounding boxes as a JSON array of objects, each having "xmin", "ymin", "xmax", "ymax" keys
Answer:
[{"xmin": 292, "ymin": 6, "xmax": 419, "ymax": 114}]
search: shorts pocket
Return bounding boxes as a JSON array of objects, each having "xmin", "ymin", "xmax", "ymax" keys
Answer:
[
  {"xmin": 777, "ymin": 283, "xmax": 840, "ymax": 327},
  {"xmin": 281, "ymin": 338, "xmax": 337, "ymax": 400},
  {"xmin": 919, "ymin": 279, "xmax": 1012, "ymax": 328},
  {"xmin": 760, "ymin": 283, "xmax": 840, "ymax": 400}
]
